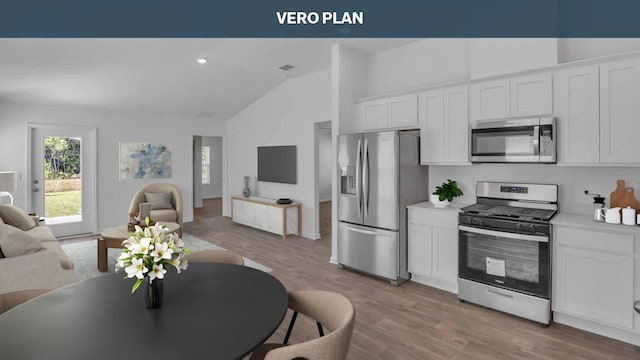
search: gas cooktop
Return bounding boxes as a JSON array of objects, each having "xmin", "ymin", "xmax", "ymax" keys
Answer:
[{"xmin": 461, "ymin": 203, "xmax": 557, "ymax": 222}]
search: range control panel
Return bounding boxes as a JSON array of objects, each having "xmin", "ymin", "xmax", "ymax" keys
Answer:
[{"xmin": 500, "ymin": 186, "xmax": 528, "ymax": 194}]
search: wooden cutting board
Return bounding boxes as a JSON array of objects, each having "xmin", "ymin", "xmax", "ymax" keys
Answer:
[
  {"xmin": 620, "ymin": 187, "xmax": 640, "ymax": 212},
  {"xmin": 610, "ymin": 179, "xmax": 626, "ymax": 208}
]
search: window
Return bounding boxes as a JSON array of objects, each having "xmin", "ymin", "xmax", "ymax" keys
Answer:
[{"xmin": 202, "ymin": 145, "xmax": 210, "ymax": 184}]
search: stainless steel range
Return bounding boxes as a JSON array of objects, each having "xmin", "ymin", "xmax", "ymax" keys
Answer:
[{"xmin": 458, "ymin": 181, "xmax": 558, "ymax": 325}]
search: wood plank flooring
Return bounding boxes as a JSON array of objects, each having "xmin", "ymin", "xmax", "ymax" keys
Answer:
[{"xmin": 184, "ymin": 216, "xmax": 640, "ymax": 360}]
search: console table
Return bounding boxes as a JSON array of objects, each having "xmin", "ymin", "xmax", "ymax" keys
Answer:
[{"xmin": 231, "ymin": 196, "xmax": 301, "ymax": 240}]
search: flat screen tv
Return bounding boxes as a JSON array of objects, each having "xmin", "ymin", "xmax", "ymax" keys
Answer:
[{"xmin": 257, "ymin": 145, "xmax": 297, "ymax": 184}]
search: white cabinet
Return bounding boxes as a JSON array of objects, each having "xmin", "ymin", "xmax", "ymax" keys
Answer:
[
  {"xmin": 470, "ymin": 73, "xmax": 552, "ymax": 122},
  {"xmin": 600, "ymin": 58, "xmax": 640, "ymax": 164},
  {"xmin": 510, "ymin": 73, "xmax": 553, "ymax": 117},
  {"xmin": 551, "ymin": 214, "xmax": 640, "ymax": 346},
  {"xmin": 419, "ymin": 86, "xmax": 469, "ymax": 165},
  {"xmin": 232, "ymin": 196, "xmax": 301, "ymax": 240},
  {"xmin": 356, "ymin": 93, "xmax": 418, "ymax": 132},
  {"xmin": 554, "ymin": 65, "xmax": 600, "ymax": 164},
  {"xmin": 407, "ymin": 204, "xmax": 459, "ymax": 293}
]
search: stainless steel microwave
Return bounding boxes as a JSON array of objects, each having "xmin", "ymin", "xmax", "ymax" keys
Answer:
[{"xmin": 470, "ymin": 117, "xmax": 556, "ymax": 163}]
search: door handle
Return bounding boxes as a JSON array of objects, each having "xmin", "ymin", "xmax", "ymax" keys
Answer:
[
  {"xmin": 362, "ymin": 138, "xmax": 369, "ymax": 219},
  {"xmin": 634, "ymin": 300, "xmax": 640, "ymax": 315},
  {"xmin": 355, "ymin": 140, "xmax": 362, "ymax": 218},
  {"xmin": 32, "ymin": 187, "xmax": 39, "ymax": 192},
  {"xmin": 487, "ymin": 288, "xmax": 513, "ymax": 300}
]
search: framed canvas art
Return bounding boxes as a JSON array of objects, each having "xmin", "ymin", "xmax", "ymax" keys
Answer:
[{"xmin": 119, "ymin": 143, "xmax": 172, "ymax": 180}]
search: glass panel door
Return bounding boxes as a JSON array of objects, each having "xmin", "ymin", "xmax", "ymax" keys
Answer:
[{"xmin": 43, "ymin": 136, "xmax": 82, "ymax": 224}]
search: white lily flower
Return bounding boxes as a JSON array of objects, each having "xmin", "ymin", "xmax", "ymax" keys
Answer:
[
  {"xmin": 125, "ymin": 257, "xmax": 148, "ymax": 279},
  {"xmin": 148, "ymin": 264, "xmax": 167, "ymax": 281},
  {"xmin": 129, "ymin": 237, "xmax": 153, "ymax": 255},
  {"xmin": 150, "ymin": 242, "xmax": 173, "ymax": 262}
]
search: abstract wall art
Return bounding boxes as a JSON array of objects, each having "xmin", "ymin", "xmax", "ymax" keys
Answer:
[{"xmin": 119, "ymin": 143, "xmax": 172, "ymax": 180}]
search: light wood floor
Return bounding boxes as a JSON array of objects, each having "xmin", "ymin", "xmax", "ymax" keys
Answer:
[
  {"xmin": 319, "ymin": 200, "xmax": 331, "ymax": 235},
  {"xmin": 193, "ymin": 197, "xmax": 222, "ymax": 220},
  {"xmin": 183, "ymin": 216, "xmax": 640, "ymax": 360}
]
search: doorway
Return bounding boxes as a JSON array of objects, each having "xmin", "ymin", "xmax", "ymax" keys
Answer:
[
  {"xmin": 29, "ymin": 124, "xmax": 97, "ymax": 237},
  {"xmin": 315, "ymin": 121, "xmax": 332, "ymax": 236},
  {"xmin": 193, "ymin": 135, "xmax": 223, "ymax": 220}
]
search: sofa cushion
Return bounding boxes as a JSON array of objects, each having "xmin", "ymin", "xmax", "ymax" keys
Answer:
[
  {"xmin": 40, "ymin": 242, "xmax": 74, "ymax": 270},
  {"xmin": 145, "ymin": 192, "xmax": 174, "ymax": 210},
  {"xmin": 0, "ymin": 224, "xmax": 44, "ymax": 257},
  {"xmin": 0, "ymin": 205, "xmax": 35, "ymax": 231},
  {"xmin": 25, "ymin": 226, "xmax": 58, "ymax": 243}
]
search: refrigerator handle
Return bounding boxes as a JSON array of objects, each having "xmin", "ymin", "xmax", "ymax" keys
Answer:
[
  {"xmin": 355, "ymin": 139, "xmax": 362, "ymax": 218},
  {"xmin": 363, "ymin": 138, "xmax": 369, "ymax": 219}
]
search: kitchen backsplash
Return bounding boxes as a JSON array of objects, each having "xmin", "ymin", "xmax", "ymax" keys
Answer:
[{"xmin": 429, "ymin": 164, "xmax": 640, "ymax": 215}]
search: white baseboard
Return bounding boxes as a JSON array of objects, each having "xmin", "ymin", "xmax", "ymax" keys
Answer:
[{"xmin": 329, "ymin": 256, "xmax": 338, "ymax": 264}]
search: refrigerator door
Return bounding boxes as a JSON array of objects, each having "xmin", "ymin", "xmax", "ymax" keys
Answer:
[
  {"xmin": 338, "ymin": 134, "xmax": 363, "ymax": 224},
  {"xmin": 363, "ymin": 131, "xmax": 399, "ymax": 230},
  {"xmin": 338, "ymin": 222, "xmax": 399, "ymax": 280}
]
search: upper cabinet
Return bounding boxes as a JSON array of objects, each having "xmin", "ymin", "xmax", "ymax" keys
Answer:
[
  {"xmin": 554, "ymin": 65, "xmax": 600, "ymax": 165},
  {"xmin": 554, "ymin": 59, "xmax": 640, "ymax": 166},
  {"xmin": 470, "ymin": 73, "xmax": 552, "ymax": 122},
  {"xmin": 600, "ymin": 58, "xmax": 640, "ymax": 164},
  {"xmin": 356, "ymin": 93, "xmax": 418, "ymax": 132},
  {"xmin": 419, "ymin": 85, "xmax": 469, "ymax": 165}
]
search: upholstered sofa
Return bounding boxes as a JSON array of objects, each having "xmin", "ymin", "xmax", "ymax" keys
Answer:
[{"xmin": 0, "ymin": 205, "xmax": 76, "ymax": 294}]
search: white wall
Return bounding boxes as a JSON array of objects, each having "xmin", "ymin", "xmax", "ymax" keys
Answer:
[
  {"xmin": 470, "ymin": 39, "xmax": 558, "ymax": 79},
  {"xmin": 367, "ymin": 39, "xmax": 470, "ymax": 95},
  {"xmin": 226, "ymin": 68, "xmax": 331, "ymax": 239},
  {"xmin": 0, "ymin": 100, "xmax": 226, "ymax": 231},
  {"xmin": 318, "ymin": 128, "xmax": 332, "ymax": 202},
  {"xmin": 558, "ymin": 38, "xmax": 640, "ymax": 63},
  {"xmin": 201, "ymin": 136, "xmax": 223, "ymax": 199}
]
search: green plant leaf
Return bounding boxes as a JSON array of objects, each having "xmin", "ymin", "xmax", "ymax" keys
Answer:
[{"xmin": 131, "ymin": 278, "xmax": 143, "ymax": 294}]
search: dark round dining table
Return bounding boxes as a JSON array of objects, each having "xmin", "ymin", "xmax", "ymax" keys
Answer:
[{"xmin": 0, "ymin": 263, "xmax": 288, "ymax": 360}]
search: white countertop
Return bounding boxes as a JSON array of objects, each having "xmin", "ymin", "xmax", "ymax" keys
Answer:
[
  {"xmin": 552, "ymin": 212, "xmax": 640, "ymax": 234},
  {"xmin": 407, "ymin": 201, "xmax": 469, "ymax": 212}
]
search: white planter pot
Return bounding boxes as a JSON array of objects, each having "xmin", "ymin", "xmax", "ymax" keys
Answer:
[{"xmin": 430, "ymin": 194, "xmax": 451, "ymax": 208}]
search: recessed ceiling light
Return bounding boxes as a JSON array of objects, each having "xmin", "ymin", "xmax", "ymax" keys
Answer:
[{"xmin": 197, "ymin": 58, "xmax": 208, "ymax": 64}]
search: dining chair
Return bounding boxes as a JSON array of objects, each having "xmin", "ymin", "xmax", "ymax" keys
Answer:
[
  {"xmin": 0, "ymin": 288, "xmax": 51, "ymax": 314},
  {"xmin": 249, "ymin": 290, "xmax": 356, "ymax": 360},
  {"xmin": 185, "ymin": 249, "xmax": 245, "ymax": 266}
]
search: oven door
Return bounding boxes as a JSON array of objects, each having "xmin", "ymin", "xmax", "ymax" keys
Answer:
[
  {"xmin": 470, "ymin": 118, "xmax": 542, "ymax": 163},
  {"xmin": 458, "ymin": 225, "xmax": 550, "ymax": 298}
]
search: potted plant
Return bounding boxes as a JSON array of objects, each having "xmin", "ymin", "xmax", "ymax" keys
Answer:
[{"xmin": 431, "ymin": 179, "xmax": 463, "ymax": 208}]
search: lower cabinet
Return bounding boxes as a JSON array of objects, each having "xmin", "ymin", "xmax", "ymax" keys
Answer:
[
  {"xmin": 407, "ymin": 205, "xmax": 459, "ymax": 294},
  {"xmin": 551, "ymin": 217, "xmax": 640, "ymax": 346}
]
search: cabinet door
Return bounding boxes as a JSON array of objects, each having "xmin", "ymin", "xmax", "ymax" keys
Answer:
[
  {"xmin": 254, "ymin": 203, "xmax": 268, "ymax": 231},
  {"xmin": 554, "ymin": 66, "xmax": 600, "ymax": 164},
  {"xmin": 470, "ymin": 79, "xmax": 510, "ymax": 121},
  {"xmin": 407, "ymin": 222, "xmax": 432, "ymax": 277},
  {"xmin": 554, "ymin": 246, "xmax": 634, "ymax": 329},
  {"xmin": 418, "ymin": 89, "xmax": 445, "ymax": 164},
  {"xmin": 600, "ymin": 58, "xmax": 640, "ymax": 164},
  {"xmin": 232, "ymin": 200, "xmax": 245, "ymax": 224},
  {"xmin": 266, "ymin": 206, "xmax": 283, "ymax": 235},
  {"xmin": 431, "ymin": 227, "xmax": 458, "ymax": 284},
  {"xmin": 388, "ymin": 93, "xmax": 418, "ymax": 128},
  {"xmin": 357, "ymin": 99, "xmax": 388, "ymax": 131},
  {"xmin": 443, "ymin": 86, "xmax": 469, "ymax": 163},
  {"xmin": 510, "ymin": 73, "xmax": 553, "ymax": 117}
]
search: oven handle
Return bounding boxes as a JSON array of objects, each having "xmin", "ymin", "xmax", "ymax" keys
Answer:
[{"xmin": 458, "ymin": 225, "xmax": 549, "ymax": 243}]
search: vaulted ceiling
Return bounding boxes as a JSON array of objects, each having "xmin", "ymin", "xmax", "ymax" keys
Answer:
[{"xmin": 0, "ymin": 38, "xmax": 416, "ymax": 121}]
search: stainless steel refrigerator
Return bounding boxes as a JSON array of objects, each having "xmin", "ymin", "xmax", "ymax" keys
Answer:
[{"xmin": 337, "ymin": 130, "xmax": 427, "ymax": 285}]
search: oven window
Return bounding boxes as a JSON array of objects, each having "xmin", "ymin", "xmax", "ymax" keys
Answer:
[
  {"xmin": 467, "ymin": 237, "xmax": 539, "ymax": 283},
  {"xmin": 471, "ymin": 127, "xmax": 535, "ymax": 156}
]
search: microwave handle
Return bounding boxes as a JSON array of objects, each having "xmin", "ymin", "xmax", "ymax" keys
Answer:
[{"xmin": 533, "ymin": 125, "xmax": 540, "ymax": 155}]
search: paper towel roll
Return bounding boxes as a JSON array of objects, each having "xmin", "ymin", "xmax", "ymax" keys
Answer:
[{"xmin": 622, "ymin": 206, "xmax": 636, "ymax": 225}]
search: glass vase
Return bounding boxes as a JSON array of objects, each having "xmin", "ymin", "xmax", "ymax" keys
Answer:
[
  {"xmin": 145, "ymin": 278, "xmax": 164, "ymax": 309},
  {"xmin": 242, "ymin": 176, "xmax": 251, "ymax": 197}
]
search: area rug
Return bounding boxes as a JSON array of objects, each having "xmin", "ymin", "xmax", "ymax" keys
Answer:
[{"xmin": 62, "ymin": 233, "xmax": 272, "ymax": 282}]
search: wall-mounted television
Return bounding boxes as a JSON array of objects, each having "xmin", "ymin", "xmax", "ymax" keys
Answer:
[{"xmin": 257, "ymin": 145, "xmax": 297, "ymax": 184}]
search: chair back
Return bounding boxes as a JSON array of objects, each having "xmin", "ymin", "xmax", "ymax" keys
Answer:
[
  {"xmin": 0, "ymin": 289, "xmax": 51, "ymax": 314},
  {"xmin": 264, "ymin": 290, "xmax": 355, "ymax": 360},
  {"xmin": 186, "ymin": 249, "xmax": 244, "ymax": 266}
]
